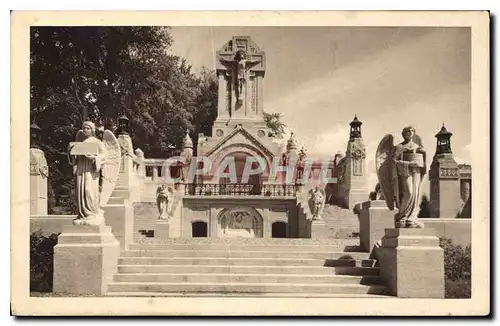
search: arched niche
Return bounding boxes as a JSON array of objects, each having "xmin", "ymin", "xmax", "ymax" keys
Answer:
[{"xmin": 217, "ymin": 206, "xmax": 263, "ymax": 238}]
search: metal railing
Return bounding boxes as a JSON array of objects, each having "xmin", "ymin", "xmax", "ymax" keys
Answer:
[{"xmin": 185, "ymin": 183, "xmax": 297, "ymax": 197}]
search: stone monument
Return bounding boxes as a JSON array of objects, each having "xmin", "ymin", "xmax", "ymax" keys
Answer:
[
  {"xmin": 53, "ymin": 121, "xmax": 121, "ymax": 295},
  {"xmin": 429, "ymin": 124, "xmax": 462, "ymax": 218},
  {"xmin": 374, "ymin": 125, "xmax": 444, "ymax": 298}
]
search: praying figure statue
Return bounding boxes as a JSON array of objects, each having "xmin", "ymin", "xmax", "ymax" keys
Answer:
[
  {"xmin": 376, "ymin": 126, "xmax": 427, "ymax": 228},
  {"xmin": 68, "ymin": 121, "xmax": 121, "ymax": 226},
  {"xmin": 156, "ymin": 185, "xmax": 174, "ymax": 220},
  {"xmin": 219, "ymin": 50, "xmax": 261, "ymax": 101},
  {"xmin": 307, "ymin": 187, "xmax": 326, "ymax": 221}
]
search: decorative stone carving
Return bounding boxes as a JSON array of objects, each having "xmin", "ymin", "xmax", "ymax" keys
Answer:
[
  {"xmin": 376, "ymin": 126, "xmax": 427, "ymax": 228},
  {"xmin": 30, "ymin": 148, "xmax": 48, "ymax": 178},
  {"xmin": 216, "ymin": 129, "xmax": 224, "ymax": 137},
  {"xmin": 219, "ymin": 207, "xmax": 263, "ymax": 238},
  {"xmin": 218, "ymin": 50, "xmax": 262, "ymax": 102},
  {"xmin": 156, "ymin": 184, "xmax": 174, "ymax": 220},
  {"xmin": 68, "ymin": 121, "xmax": 121, "ymax": 226},
  {"xmin": 307, "ymin": 187, "xmax": 326, "ymax": 221},
  {"xmin": 350, "ymin": 143, "xmax": 366, "ymax": 159}
]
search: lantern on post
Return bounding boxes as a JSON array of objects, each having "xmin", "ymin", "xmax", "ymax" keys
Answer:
[{"xmin": 117, "ymin": 114, "xmax": 130, "ymax": 136}]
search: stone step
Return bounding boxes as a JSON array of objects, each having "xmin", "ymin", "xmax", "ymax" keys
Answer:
[
  {"xmin": 121, "ymin": 250, "xmax": 370, "ymax": 260},
  {"xmin": 113, "ymin": 273, "xmax": 382, "ymax": 285},
  {"xmin": 107, "ymin": 282, "xmax": 389, "ymax": 295},
  {"xmin": 105, "ymin": 291, "xmax": 391, "ymax": 298},
  {"xmin": 117, "ymin": 265, "xmax": 380, "ymax": 276},
  {"xmin": 108, "ymin": 197, "xmax": 126, "ymax": 205},
  {"xmin": 119, "ymin": 257, "xmax": 376, "ymax": 267},
  {"xmin": 133, "ymin": 238, "xmax": 360, "ymax": 246},
  {"xmin": 128, "ymin": 243, "xmax": 358, "ymax": 252}
]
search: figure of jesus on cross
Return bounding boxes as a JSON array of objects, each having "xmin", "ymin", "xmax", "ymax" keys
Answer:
[{"xmin": 219, "ymin": 50, "xmax": 261, "ymax": 102}]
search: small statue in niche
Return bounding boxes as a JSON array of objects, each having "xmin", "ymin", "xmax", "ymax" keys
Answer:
[
  {"xmin": 156, "ymin": 185, "xmax": 174, "ymax": 220},
  {"xmin": 376, "ymin": 126, "xmax": 427, "ymax": 228},
  {"xmin": 219, "ymin": 50, "xmax": 261, "ymax": 101},
  {"xmin": 307, "ymin": 186, "xmax": 326, "ymax": 221}
]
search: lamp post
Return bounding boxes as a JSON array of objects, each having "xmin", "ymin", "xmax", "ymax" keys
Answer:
[{"xmin": 117, "ymin": 114, "xmax": 130, "ymax": 136}]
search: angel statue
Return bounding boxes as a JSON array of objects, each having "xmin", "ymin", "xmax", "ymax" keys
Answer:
[
  {"xmin": 68, "ymin": 121, "xmax": 121, "ymax": 226},
  {"xmin": 156, "ymin": 185, "xmax": 174, "ymax": 220},
  {"xmin": 308, "ymin": 186, "xmax": 326, "ymax": 221},
  {"xmin": 376, "ymin": 126, "xmax": 427, "ymax": 228},
  {"xmin": 219, "ymin": 50, "xmax": 261, "ymax": 101}
]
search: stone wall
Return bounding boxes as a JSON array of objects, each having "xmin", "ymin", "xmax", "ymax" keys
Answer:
[
  {"xmin": 181, "ymin": 197, "xmax": 298, "ymax": 238},
  {"xmin": 418, "ymin": 218, "xmax": 471, "ymax": 246},
  {"xmin": 30, "ymin": 215, "xmax": 75, "ymax": 236}
]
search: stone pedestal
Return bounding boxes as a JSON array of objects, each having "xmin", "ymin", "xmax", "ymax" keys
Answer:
[
  {"xmin": 102, "ymin": 201, "xmax": 134, "ymax": 250},
  {"xmin": 310, "ymin": 220, "xmax": 329, "ymax": 239},
  {"xmin": 53, "ymin": 224, "xmax": 120, "ymax": 295},
  {"xmin": 377, "ymin": 228, "xmax": 444, "ymax": 298},
  {"xmin": 357, "ymin": 200, "xmax": 394, "ymax": 252},
  {"xmin": 155, "ymin": 219, "xmax": 171, "ymax": 240}
]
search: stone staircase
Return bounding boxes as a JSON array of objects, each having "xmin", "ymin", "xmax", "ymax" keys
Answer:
[
  {"xmin": 321, "ymin": 204, "xmax": 360, "ymax": 239},
  {"xmin": 106, "ymin": 238, "xmax": 389, "ymax": 297}
]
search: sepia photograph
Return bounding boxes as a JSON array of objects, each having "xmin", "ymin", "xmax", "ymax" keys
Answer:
[{"xmin": 11, "ymin": 11, "xmax": 490, "ymax": 316}]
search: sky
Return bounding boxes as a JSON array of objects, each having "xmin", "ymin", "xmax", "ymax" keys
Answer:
[{"xmin": 168, "ymin": 27, "xmax": 471, "ymax": 193}]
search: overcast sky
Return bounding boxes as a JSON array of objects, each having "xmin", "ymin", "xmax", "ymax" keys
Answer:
[{"xmin": 169, "ymin": 26, "xmax": 471, "ymax": 192}]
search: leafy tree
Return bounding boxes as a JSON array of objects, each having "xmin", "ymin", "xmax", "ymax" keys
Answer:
[
  {"xmin": 30, "ymin": 27, "xmax": 216, "ymax": 213},
  {"xmin": 418, "ymin": 194, "xmax": 431, "ymax": 218},
  {"xmin": 263, "ymin": 112, "xmax": 286, "ymax": 139}
]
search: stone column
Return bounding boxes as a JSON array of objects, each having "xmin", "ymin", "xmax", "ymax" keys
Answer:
[
  {"xmin": 377, "ymin": 228, "xmax": 444, "ymax": 298},
  {"xmin": 309, "ymin": 219, "xmax": 329, "ymax": 239},
  {"xmin": 356, "ymin": 200, "xmax": 394, "ymax": 252},
  {"xmin": 115, "ymin": 134, "xmax": 136, "ymax": 200},
  {"xmin": 30, "ymin": 148, "xmax": 48, "ymax": 215},
  {"xmin": 53, "ymin": 224, "xmax": 120, "ymax": 295}
]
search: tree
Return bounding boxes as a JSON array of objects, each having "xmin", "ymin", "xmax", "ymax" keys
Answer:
[
  {"xmin": 418, "ymin": 194, "xmax": 431, "ymax": 218},
  {"xmin": 263, "ymin": 112, "xmax": 286, "ymax": 139},
  {"xmin": 30, "ymin": 27, "xmax": 216, "ymax": 213}
]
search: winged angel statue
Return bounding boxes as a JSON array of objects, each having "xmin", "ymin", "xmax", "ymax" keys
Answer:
[
  {"xmin": 68, "ymin": 121, "xmax": 121, "ymax": 226},
  {"xmin": 376, "ymin": 126, "xmax": 427, "ymax": 228},
  {"xmin": 307, "ymin": 186, "xmax": 326, "ymax": 221}
]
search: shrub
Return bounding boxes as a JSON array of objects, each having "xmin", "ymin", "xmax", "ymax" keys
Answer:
[
  {"xmin": 440, "ymin": 237, "xmax": 471, "ymax": 298},
  {"xmin": 30, "ymin": 231, "xmax": 59, "ymax": 293}
]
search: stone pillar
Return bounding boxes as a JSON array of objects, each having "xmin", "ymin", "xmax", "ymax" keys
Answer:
[
  {"xmin": 53, "ymin": 224, "xmax": 120, "ymax": 295},
  {"xmin": 30, "ymin": 148, "xmax": 48, "ymax": 215},
  {"xmin": 154, "ymin": 220, "xmax": 171, "ymax": 241},
  {"xmin": 134, "ymin": 148, "xmax": 145, "ymax": 201},
  {"xmin": 429, "ymin": 154, "xmax": 462, "ymax": 218},
  {"xmin": 102, "ymin": 202, "xmax": 134, "ymax": 250},
  {"xmin": 310, "ymin": 220, "xmax": 329, "ymax": 239},
  {"xmin": 377, "ymin": 228, "xmax": 444, "ymax": 298},
  {"xmin": 115, "ymin": 134, "xmax": 136, "ymax": 200},
  {"xmin": 357, "ymin": 200, "xmax": 394, "ymax": 252}
]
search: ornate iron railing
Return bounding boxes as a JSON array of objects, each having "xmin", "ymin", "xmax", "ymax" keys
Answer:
[{"xmin": 185, "ymin": 183, "xmax": 297, "ymax": 197}]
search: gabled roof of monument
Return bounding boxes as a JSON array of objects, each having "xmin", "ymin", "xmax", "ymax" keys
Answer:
[{"xmin": 204, "ymin": 125, "xmax": 275, "ymax": 159}]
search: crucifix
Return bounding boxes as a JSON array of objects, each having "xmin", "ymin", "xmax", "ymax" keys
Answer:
[{"xmin": 218, "ymin": 50, "xmax": 262, "ymax": 102}]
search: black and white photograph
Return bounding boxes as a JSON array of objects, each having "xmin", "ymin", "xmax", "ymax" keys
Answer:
[{"xmin": 11, "ymin": 10, "xmax": 490, "ymax": 316}]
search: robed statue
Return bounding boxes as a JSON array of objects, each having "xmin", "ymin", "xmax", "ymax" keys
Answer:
[
  {"xmin": 376, "ymin": 126, "xmax": 427, "ymax": 228},
  {"xmin": 156, "ymin": 184, "xmax": 174, "ymax": 220},
  {"xmin": 68, "ymin": 121, "xmax": 121, "ymax": 226},
  {"xmin": 219, "ymin": 50, "xmax": 261, "ymax": 101},
  {"xmin": 307, "ymin": 187, "xmax": 326, "ymax": 221}
]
